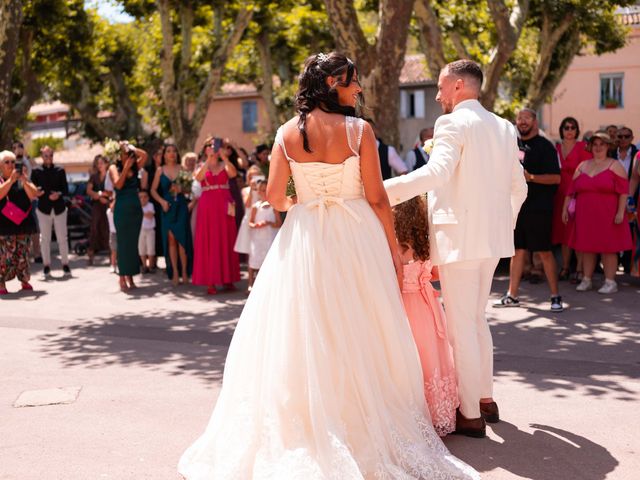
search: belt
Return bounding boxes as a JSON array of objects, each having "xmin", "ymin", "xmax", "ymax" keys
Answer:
[
  {"xmin": 202, "ymin": 184, "xmax": 229, "ymax": 192},
  {"xmin": 305, "ymin": 195, "xmax": 362, "ymax": 233}
]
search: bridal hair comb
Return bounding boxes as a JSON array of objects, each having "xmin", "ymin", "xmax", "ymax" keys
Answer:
[{"xmin": 317, "ymin": 53, "xmax": 329, "ymax": 64}]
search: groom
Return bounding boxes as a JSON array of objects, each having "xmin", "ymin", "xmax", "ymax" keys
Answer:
[{"xmin": 385, "ymin": 60, "xmax": 527, "ymax": 437}]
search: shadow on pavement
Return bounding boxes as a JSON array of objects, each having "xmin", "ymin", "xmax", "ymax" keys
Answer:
[
  {"xmin": 489, "ymin": 274, "xmax": 640, "ymax": 401},
  {"xmin": 445, "ymin": 421, "xmax": 618, "ymax": 479},
  {"xmin": 36, "ymin": 300, "xmax": 244, "ymax": 383}
]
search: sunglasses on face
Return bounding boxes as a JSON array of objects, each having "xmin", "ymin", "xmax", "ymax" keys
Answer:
[
  {"xmin": 563, "ymin": 125, "xmax": 577, "ymax": 130},
  {"xmin": 618, "ymin": 134, "xmax": 632, "ymax": 139},
  {"xmin": 3, "ymin": 160, "xmax": 16, "ymax": 165},
  {"xmin": 42, "ymin": 154, "xmax": 53, "ymax": 158}
]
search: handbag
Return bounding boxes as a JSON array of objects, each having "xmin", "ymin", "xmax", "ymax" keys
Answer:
[
  {"xmin": 1, "ymin": 199, "xmax": 32, "ymax": 225},
  {"xmin": 567, "ymin": 197, "xmax": 576, "ymax": 219}
]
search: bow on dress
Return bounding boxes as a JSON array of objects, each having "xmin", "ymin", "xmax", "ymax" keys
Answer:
[{"xmin": 305, "ymin": 195, "xmax": 362, "ymax": 233}]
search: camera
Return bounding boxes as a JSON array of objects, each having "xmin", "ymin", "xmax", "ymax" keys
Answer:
[{"xmin": 15, "ymin": 160, "xmax": 24, "ymax": 175}]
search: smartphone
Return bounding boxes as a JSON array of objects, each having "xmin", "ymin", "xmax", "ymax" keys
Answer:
[
  {"xmin": 15, "ymin": 160, "xmax": 24, "ymax": 175},
  {"xmin": 213, "ymin": 137, "xmax": 223, "ymax": 153}
]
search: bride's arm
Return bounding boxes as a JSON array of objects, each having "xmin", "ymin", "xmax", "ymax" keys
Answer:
[
  {"xmin": 266, "ymin": 141, "xmax": 294, "ymax": 212},
  {"xmin": 360, "ymin": 122, "xmax": 403, "ymax": 290}
]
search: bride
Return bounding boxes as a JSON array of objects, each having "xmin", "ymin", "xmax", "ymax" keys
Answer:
[{"xmin": 178, "ymin": 52, "xmax": 478, "ymax": 480}]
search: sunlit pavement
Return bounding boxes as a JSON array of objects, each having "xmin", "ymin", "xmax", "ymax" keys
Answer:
[{"xmin": 1, "ymin": 255, "xmax": 638, "ymax": 479}]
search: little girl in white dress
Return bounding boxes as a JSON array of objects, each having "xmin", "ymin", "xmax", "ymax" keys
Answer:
[{"xmin": 248, "ymin": 180, "xmax": 282, "ymax": 274}]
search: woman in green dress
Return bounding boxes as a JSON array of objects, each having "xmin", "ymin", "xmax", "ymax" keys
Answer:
[
  {"xmin": 150, "ymin": 143, "xmax": 193, "ymax": 286},
  {"xmin": 109, "ymin": 142, "xmax": 147, "ymax": 291}
]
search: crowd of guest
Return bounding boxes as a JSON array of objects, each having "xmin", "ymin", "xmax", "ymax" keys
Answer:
[{"xmin": 1, "ymin": 113, "xmax": 638, "ymax": 301}]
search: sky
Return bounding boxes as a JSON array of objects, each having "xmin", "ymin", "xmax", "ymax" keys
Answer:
[{"xmin": 85, "ymin": 0, "xmax": 133, "ymax": 23}]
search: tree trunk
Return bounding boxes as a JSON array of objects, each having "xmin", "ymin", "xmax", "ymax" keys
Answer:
[
  {"xmin": 525, "ymin": 11, "xmax": 575, "ymax": 109},
  {"xmin": 414, "ymin": 0, "xmax": 446, "ymax": 80},
  {"xmin": 0, "ymin": 0, "xmax": 23, "ymax": 126},
  {"xmin": 157, "ymin": 0, "xmax": 254, "ymax": 152},
  {"xmin": 480, "ymin": 0, "xmax": 530, "ymax": 110},
  {"xmin": 323, "ymin": 0, "xmax": 414, "ymax": 147},
  {"xmin": 256, "ymin": 29, "xmax": 279, "ymax": 138},
  {"xmin": 108, "ymin": 64, "xmax": 144, "ymax": 140},
  {"xmin": 0, "ymin": 27, "xmax": 41, "ymax": 147}
]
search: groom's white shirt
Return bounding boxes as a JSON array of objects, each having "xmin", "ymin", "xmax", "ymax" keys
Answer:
[{"xmin": 385, "ymin": 99, "xmax": 528, "ymax": 265}]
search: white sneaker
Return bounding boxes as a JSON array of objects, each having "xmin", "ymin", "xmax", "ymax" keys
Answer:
[
  {"xmin": 576, "ymin": 277, "xmax": 593, "ymax": 291},
  {"xmin": 597, "ymin": 280, "xmax": 618, "ymax": 294}
]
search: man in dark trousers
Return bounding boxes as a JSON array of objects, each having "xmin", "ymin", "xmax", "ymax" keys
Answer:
[
  {"xmin": 612, "ymin": 126, "xmax": 638, "ymax": 273},
  {"xmin": 494, "ymin": 108, "xmax": 563, "ymax": 312}
]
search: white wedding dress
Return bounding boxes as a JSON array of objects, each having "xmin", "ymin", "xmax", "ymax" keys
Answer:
[{"xmin": 178, "ymin": 117, "xmax": 479, "ymax": 480}]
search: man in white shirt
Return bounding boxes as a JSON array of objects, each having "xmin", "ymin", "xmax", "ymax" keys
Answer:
[
  {"xmin": 613, "ymin": 126, "xmax": 638, "ymax": 274},
  {"xmin": 405, "ymin": 127, "xmax": 434, "ymax": 171},
  {"xmin": 373, "ymin": 127, "xmax": 408, "ymax": 179}
]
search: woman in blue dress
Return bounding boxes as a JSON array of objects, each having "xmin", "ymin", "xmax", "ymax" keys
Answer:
[{"xmin": 151, "ymin": 143, "xmax": 193, "ymax": 285}]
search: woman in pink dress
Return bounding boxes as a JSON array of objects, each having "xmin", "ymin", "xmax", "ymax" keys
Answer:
[
  {"xmin": 393, "ymin": 195, "xmax": 458, "ymax": 436},
  {"xmin": 192, "ymin": 137, "xmax": 241, "ymax": 295},
  {"xmin": 552, "ymin": 117, "xmax": 592, "ymax": 281},
  {"xmin": 562, "ymin": 131, "xmax": 632, "ymax": 294}
]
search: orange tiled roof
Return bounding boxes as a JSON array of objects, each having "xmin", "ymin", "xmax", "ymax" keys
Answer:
[{"xmin": 399, "ymin": 54, "xmax": 433, "ymax": 86}]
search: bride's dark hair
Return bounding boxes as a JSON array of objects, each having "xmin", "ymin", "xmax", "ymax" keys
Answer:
[{"xmin": 295, "ymin": 52, "xmax": 363, "ymax": 153}]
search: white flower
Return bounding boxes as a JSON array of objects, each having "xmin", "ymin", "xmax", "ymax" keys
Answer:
[{"xmin": 103, "ymin": 138, "xmax": 121, "ymax": 164}]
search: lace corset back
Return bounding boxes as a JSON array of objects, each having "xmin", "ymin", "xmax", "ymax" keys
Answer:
[{"xmin": 275, "ymin": 116, "xmax": 365, "ymax": 203}]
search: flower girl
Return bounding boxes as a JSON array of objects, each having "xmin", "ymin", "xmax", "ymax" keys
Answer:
[
  {"xmin": 393, "ymin": 195, "xmax": 459, "ymax": 436},
  {"xmin": 248, "ymin": 180, "xmax": 281, "ymax": 287}
]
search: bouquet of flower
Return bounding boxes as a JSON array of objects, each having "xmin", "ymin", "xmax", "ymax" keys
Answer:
[
  {"xmin": 173, "ymin": 170, "xmax": 193, "ymax": 196},
  {"xmin": 423, "ymin": 139, "xmax": 435, "ymax": 156},
  {"xmin": 103, "ymin": 138, "xmax": 121, "ymax": 164}
]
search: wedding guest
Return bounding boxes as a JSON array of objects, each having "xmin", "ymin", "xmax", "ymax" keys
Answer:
[
  {"xmin": 109, "ymin": 142, "xmax": 147, "ymax": 291},
  {"xmin": 551, "ymin": 117, "xmax": 592, "ymax": 282},
  {"xmin": 183, "ymin": 152, "xmax": 200, "ymax": 241},
  {"xmin": 145, "ymin": 146, "xmax": 165, "ymax": 266},
  {"xmin": 12, "ymin": 140, "xmax": 40, "ymax": 262},
  {"xmin": 151, "ymin": 143, "xmax": 193, "ymax": 285},
  {"xmin": 86, "ymin": 154, "xmax": 111, "ymax": 265},
  {"xmin": 192, "ymin": 136, "xmax": 240, "ymax": 295},
  {"xmin": 373, "ymin": 124, "xmax": 408, "ymax": 179},
  {"xmin": 0, "ymin": 151, "xmax": 40, "ymax": 294},
  {"xmin": 106, "ymin": 199, "xmax": 117, "ymax": 274},
  {"xmin": 31, "ymin": 146, "xmax": 71, "ymax": 277},
  {"xmin": 612, "ymin": 126, "xmax": 638, "ymax": 274},
  {"xmin": 138, "ymin": 190, "xmax": 156, "ymax": 273},
  {"xmin": 495, "ymin": 108, "xmax": 562, "ymax": 311},
  {"xmin": 393, "ymin": 195, "xmax": 458, "ymax": 436},
  {"xmin": 248, "ymin": 180, "xmax": 281, "ymax": 289},
  {"xmin": 234, "ymin": 165, "xmax": 263, "ymax": 289},
  {"xmin": 222, "ymin": 139, "xmax": 246, "ymax": 228},
  {"xmin": 253, "ymin": 143, "xmax": 270, "ymax": 177},
  {"xmin": 606, "ymin": 124, "xmax": 619, "ymax": 157},
  {"xmin": 563, "ymin": 131, "xmax": 632, "ymax": 294},
  {"xmin": 405, "ymin": 127, "xmax": 434, "ymax": 171}
]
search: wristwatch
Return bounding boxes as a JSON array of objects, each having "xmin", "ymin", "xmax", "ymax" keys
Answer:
[{"xmin": 530, "ymin": 174, "xmax": 535, "ymax": 181}]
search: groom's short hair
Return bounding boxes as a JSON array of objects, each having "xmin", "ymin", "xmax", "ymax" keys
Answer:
[{"xmin": 445, "ymin": 60, "xmax": 483, "ymax": 90}]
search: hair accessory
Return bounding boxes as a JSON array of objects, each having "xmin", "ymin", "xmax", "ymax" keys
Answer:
[{"xmin": 317, "ymin": 53, "xmax": 329, "ymax": 64}]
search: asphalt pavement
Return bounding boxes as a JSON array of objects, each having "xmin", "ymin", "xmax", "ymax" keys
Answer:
[{"xmin": 1, "ymin": 254, "xmax": 638, "ymax": 479}]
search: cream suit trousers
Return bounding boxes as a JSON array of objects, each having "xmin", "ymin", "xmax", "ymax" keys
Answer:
[
  {"xmin": 36, "ymin": 208, "xmax": 69, "ymax": 267},
  {"xmin": 438, "ymin": 257, "xmax": 500, "ymax": 419}
]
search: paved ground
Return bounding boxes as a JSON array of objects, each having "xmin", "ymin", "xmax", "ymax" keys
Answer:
[{"xmin": 1, "ymin": 254, "xmax": 639, "ymax": 479}]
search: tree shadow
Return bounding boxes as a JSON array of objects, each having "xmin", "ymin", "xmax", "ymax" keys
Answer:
[
  {"xmin": 36, "ymin": 300, "xmax": 245, "ymax": 383},
  {"xmin": 488, "ymin": 274, "xmax": 640, "ymax": 401},
  {"xmin": 444, "ymin": 421, "xmax": 618, "ymax": 479}
]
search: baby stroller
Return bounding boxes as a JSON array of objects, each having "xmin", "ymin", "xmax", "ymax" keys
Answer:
[{"xmin": 66, "ymin": 182, "xmax": 92, "ymax": 255}]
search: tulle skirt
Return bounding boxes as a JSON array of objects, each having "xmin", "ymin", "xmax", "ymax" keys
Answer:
[{"xmin": 178, "ymin": 198, "xmax": 478, "ymax": 480}]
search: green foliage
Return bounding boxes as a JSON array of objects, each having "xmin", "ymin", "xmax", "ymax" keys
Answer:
[{"xmin": 27, "ymin": 136, "xmax": 63, "ymax": 158}]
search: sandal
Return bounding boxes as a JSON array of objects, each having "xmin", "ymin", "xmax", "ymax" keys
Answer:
[
  {"xmin": 21, "ymin": 282, "xmax": 33, "ymax": 291},
  {"xmin": 569, "ymin": 271, "xmax": 583, "ymax": 284},
  {"xmin": 558, "ymin": 268, "xmax": 570, "ymax": 281},
  {"xmin": 207, "ymin": 286, "xmax": 218, "ymax": 295}
]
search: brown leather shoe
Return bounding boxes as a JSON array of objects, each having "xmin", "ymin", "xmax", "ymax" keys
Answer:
[
  {"xmin": 453, "ymin": 409, "xmax": 486, "ymax": 438},
  {"xmin": 480, "ymin": 401, "xmax": 500, "ymax": 423}
]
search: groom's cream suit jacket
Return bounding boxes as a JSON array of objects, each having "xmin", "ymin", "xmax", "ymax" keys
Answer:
[{"xmin": 385, "ymin": 99, "xmax": 528, "ymax": 266}]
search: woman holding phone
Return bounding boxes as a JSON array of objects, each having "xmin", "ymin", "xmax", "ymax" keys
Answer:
[{"xmin": 192, "ymin": 136, "xmax": 240, "ymax": 294}]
